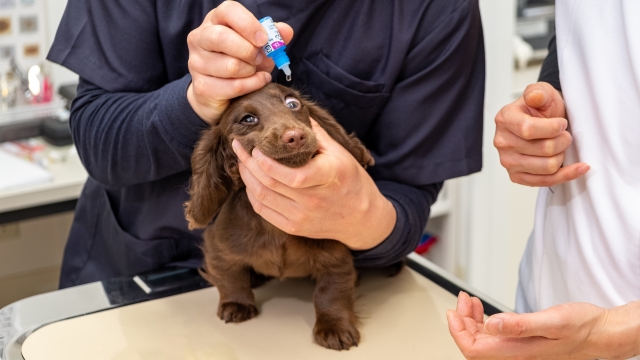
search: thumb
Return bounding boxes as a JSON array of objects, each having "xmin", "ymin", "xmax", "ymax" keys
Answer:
[
  {"xmin": 523, "ymin": 82, "xmax": 566, "ymax": 119},
  {"xmin": 484, "ymin": 312, "xmax": 556, "ymax": 338},
  {"xmin": 309, "ymin": 118, "xmax": 340, "ymax": 153}
]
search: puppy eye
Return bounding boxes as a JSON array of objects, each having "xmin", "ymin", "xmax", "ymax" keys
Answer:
[
  {"xmin": 285, "ymin": 97, "xmax": 300, "ymax": 110},
  {"xmin": 240, "ymin": 115, "xmax": 259, "ymax": 124}
]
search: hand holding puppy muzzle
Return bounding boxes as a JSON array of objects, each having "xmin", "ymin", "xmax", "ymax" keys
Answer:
[{"xmin": 233, "ymin": 118, "xmax": 397, "ymax": 250}]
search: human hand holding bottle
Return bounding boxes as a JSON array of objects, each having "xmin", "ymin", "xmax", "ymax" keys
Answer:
[{"xmin": 186, "ymin": 2, "xmax": 294, "ymax": 125}]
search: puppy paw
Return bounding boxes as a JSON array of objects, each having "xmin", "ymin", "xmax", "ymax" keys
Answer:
[
  {"xmin": 313, "ymin": 321, "xmax": 360, "ymax": 350},
  {"xmin": 218, "ymin": 302, "xmax": 258, "ymax": 323}
]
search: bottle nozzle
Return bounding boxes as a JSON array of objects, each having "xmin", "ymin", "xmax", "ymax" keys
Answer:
[
  {"xmin": 259, "ymin": 17, "xmax": 292, "ymax": 82},
  {"xmin": 282, "ymin": 64, "xmax": 292, "ymax": 82}
]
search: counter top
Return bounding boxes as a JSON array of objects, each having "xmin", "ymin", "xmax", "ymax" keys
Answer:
[{"xmin": 0, "ymin": 152, "xmax": 86, "ymax": 214}]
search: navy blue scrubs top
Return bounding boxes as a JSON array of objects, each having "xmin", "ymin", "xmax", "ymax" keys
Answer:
[{"xmin": 48, "ymin": 0, "xmax": 485, "ymax": 288}]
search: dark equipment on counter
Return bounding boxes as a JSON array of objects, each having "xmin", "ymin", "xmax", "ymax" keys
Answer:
[{"xmin": 0, "ymin": 82, "xmax": 77, "ymax": 145}]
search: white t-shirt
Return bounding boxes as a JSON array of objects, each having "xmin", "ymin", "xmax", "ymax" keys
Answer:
[{"xmin": 517, "ymin": 0, "xmax": 640, "ymax": 317}]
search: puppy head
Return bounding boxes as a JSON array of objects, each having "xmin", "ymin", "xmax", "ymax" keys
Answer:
[
  {"xmin": 184, "ymin": 83, "xmax": 373, "ymax": 229},
  {"xmin": 220, "ymin": 83, "xmax": 319, "ymax": 168}
]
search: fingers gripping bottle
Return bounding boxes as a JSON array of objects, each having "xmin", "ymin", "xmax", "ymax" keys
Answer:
[{"xmin": 259, "ymin": 16, "xmax": 292, "ymax": 81}]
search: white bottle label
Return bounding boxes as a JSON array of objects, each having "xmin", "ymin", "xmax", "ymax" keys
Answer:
[{"xmin": 259, "ymin": 17, "xmax": 285, "ymax": 55}]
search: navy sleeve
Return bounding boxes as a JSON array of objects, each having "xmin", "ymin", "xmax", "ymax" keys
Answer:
[
  {"xmin": 47, "ymin": 0, "xmax": 209, "ymax": 187},
  {"xmin": 538, "ymin": 34, "xmax": 561, "ymax": 91},
  {"xmin": 352, "ymin": 181, "xmax": 442, "ymax": 267},
  {"xmin": 69, "ymin": 76, "xmax": 207, "ymax": 187}
]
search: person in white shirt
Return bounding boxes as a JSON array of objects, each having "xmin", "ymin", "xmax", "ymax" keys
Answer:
[{"xmin": 447, "ymin": 1, "xmax": 640, "ymax": 359}]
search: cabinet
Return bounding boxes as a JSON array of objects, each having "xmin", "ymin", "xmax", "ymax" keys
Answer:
[{"xmin": 423, "ymin": 179, "xmax": 461, "ymax": 278}]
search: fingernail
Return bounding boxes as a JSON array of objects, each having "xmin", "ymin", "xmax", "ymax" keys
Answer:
[
  {"xmin": 232, "ymin": 139, "xmax": 240, "ymax": 150},
  {"xmin": 264, "ymin": 72, "xmax": 272, "ymax": 83},
  {"xmin": 254, "ymin": 51, "xmax": 264, "ymax": 65},
  {"xmin": 524, "ymin": 89, "xmax": 542, "ymax": 103},
  {"xmin": 563, "ymin": 119, "xmax": 568, "ymax": 130},
  {"xmin": 252, "ymin": 148, "xmax": 263, "ymax": 160},
  {"xmin": 484, "ymin": 318, "xmax": 503, "ymax": 335},
  {"xmin": 578, "ymin": 164, "xmax": 590, "ymax": 175},
  {"xmin": 524, "ymin": 91, "xmax": 534, "ymax": 101},
  {"xmin": 255, "ymin": 31, "xmax": 267, "ymax": 46}
]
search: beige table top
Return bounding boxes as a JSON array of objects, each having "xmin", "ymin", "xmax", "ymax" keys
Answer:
[{"xmin": 22, "ymin": 267, "xmax": 465, "ymax": 360}]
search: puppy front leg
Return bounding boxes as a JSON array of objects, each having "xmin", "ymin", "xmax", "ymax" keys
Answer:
[
  {"xmin": 312, "ymin": 268, "xmax": 360, "ymax": 350},
  {"xmin": 206, "ymin": 260, "xmax": 258, "ymax": 323}
]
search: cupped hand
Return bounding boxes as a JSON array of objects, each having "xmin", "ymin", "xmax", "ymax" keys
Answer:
[
  {"xmin": 232, "ymin": 119, "xmax": 397, "ymax": 250},
  {"xmin": 447, "ymin": 292, "xmax": 639, "ymax": 360},
  {"xmin": 494, "ymin": 82, "xmax": 589, "ymax": 187},
  {"xmin": 186, "ymin": 2, "xmax": 294, "ymax": 125}
]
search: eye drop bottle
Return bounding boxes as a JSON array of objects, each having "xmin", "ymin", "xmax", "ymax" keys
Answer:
[{"xmin": 259, "ymin": 16, "xmax": 292, "ymax": 81}]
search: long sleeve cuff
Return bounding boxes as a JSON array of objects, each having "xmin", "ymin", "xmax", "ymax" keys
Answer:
[{"xmin": 351, "ymin": 181, "xmax": 442, "ymax": 267}]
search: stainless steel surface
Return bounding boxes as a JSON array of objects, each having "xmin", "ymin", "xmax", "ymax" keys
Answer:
[
  {"xmin": 0, "ymin": 266, "xmax": 208, "ymax": 360},
  {"xmin": 0, "ymin": 282, "xmax": 113, "ymax": 360}
]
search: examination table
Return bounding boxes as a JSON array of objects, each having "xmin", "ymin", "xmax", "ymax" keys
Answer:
[{"xmin": 0, "ymin": 253, "xmax": 509, "ymax": 360}]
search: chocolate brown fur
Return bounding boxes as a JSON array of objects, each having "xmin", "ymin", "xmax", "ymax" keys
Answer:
[{"xmin": 184, "ymin": 84, "xmax": 374, "ymax": 350}]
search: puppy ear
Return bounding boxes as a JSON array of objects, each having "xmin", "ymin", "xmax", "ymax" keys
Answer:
[
  {"xmin": 306, "ymin": 101, "xmax": 375, "ymax": 168},
  {"xmin": 184, "ymin": 126, "xmax": 238, "ymax": 230}
]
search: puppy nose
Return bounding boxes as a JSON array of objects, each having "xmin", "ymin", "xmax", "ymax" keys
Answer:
[{"xmin": 282, "ymin": 129, "xmax": 307, "ymax": 150}]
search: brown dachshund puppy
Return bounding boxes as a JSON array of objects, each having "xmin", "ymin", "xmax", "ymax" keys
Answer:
[{"xmin": 184, "ymin": 83, "xmax": 374, "ymax": 350}]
